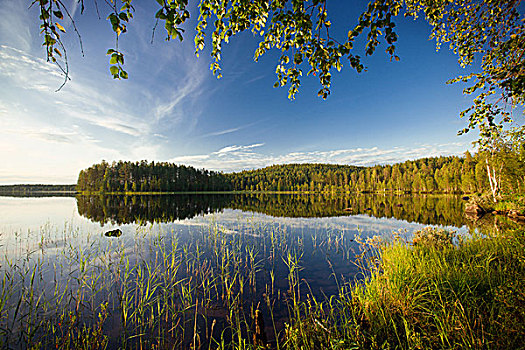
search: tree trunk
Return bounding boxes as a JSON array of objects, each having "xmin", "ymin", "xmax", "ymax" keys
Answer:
[{"xmin": 486, "ymin": 158, "xmax": 499, "ymax": 203}]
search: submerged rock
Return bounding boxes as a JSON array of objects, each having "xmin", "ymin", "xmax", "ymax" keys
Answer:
[
  {"xmin": 105, "ymin": 228, "xmax": 122, "ymax": 237},
  {"xmin": 465, "ymin": 204, "xmax": 486, "ymax": 217}
]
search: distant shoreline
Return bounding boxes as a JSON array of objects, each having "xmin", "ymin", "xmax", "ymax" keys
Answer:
[
  {"xmin": 0, "ymin": 184, "xmax": 77, "ymax": 197},
  {"xmin": 0, "ymin": 184, "xmax": 76, "ymax": 193},
  {"xmin": 0, "ymin": 184, "xmax": 471, "ymax": 196}
]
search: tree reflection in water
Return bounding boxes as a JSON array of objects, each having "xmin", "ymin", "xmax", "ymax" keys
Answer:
[{"xmin": 76, "ymin": 193, "xmax": 468, "ymax": 227}]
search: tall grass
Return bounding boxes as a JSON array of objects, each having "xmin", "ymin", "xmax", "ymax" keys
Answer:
[
  {"xmin": 287, "ymin": 227, "xmax": 525, "ymax": 349},
  {"xmin": 0, "ymin": 219, "xmax": 355, "ymax": 349}
]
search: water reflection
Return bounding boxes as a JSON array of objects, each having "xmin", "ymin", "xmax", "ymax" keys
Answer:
[
  {"xmin": 76, "ymin": 193, "xmax": 468, "ymax": 227},
  {"xmin": 0, "ymin": 193, "xmax": 517, "ymax": 349},
  {"xmin": 76, "ymin": 194, "xmax": 233, "ymax": 225}
]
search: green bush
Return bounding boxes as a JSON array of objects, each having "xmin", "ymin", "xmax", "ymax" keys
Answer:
[{"xmin": 412, "ymin": 227, "xmax": 455, "ymax": 248}]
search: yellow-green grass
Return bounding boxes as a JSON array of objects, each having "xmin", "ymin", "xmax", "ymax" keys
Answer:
[{"xmin": 289, "ymin": 227, "xmax": 525, "ymax": 349}]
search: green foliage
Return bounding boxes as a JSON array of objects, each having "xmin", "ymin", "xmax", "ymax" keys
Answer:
[
  {"xmin": 77, "ymin": 160, "xmax": 232, "ymax": 193},
  {"xmin": 31, "ymin": 0, "xmax": 74, "ymax": 90},
  {"xmin": 345, "ymin": 228, "xmax": 525, "ymax": 349},
  {"xmin": 34, "ymin": 0, "xmax": 524, "ymax": 136},
  {"xmin": 256, "ymin": 227, "xmax": 525, "ymax": 349},
  {"xmin": 411, "ymin": 226, "xmax": 454, "ymax": 248},
  {"xmin": 107, "ymin": 49, "xmax": 128, "ymax": 79},
  {"xmin": 475, "ymin": 124, "xmax": 525, "ymax": 201},
  {"xmin": 227, "ymin": 154, "xmax": 491, "ymax": 194},
  {"xmin": 433, "ymin": 0, "xmax": 525, "ymax": 135},
  {"xmin": 467, "ymin": 193, "xmax": 495, "ymax": 211},
  {"xmin": 493, "ymin": 194, "xmax": 525, "ymax": 213},
  {"xmin": 78, "ymin": 148, "xmax": 524, "ymax": 197}
]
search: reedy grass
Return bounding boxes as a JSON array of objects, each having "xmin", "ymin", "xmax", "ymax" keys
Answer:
[
  {"xmin": 0, "ymin": 218, "xmax": 356, "ymax": 349},
  {"xmin": 337, "ymin": 227, "xmax": 525, "ymax": 349},
  {"xmin": 0, "ymin": 220, "xmax": 522, "ymax": 350}
]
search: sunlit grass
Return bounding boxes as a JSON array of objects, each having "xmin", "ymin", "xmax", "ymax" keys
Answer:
[{"xmin": 332, "ymin": 227, "xmax": 525, "ymax": 349}]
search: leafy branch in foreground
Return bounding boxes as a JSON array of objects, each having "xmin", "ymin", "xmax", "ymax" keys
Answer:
[{"xmin": 34, "ymin": 0, "xmax": 524, "ymax": 133}]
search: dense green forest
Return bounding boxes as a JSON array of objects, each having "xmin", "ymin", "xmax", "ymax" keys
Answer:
[
  {"xmin": 227, "ymin": 152, "xmax": 520, "ymax": 194},
  {"xmin": 76, "ymin": 160, "xmax": 232, "ymax": 192},
  {"xmin": 77, "ymin": 150, "xmax": 524, "ymax": 196}
]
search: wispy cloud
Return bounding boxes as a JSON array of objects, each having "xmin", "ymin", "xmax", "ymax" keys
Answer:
[
  {"xmin": 214, "ymin": 143, "xmax": 265, "ymax": 155},
  {"xmin": 0, "ymin": 1, "xmax": 33, "ymax": 52},
  {"xmin": 153, "ymin": 72, "xmax": 204, "ymax": 124},
  {"xmin": 169, "ymin": 142, "xmax": 472, "ymax": 172},
  {"xmin": 244, "ymin": 74, "xmax": 266, "ymax": 85},
  {"xmin": 0, "ymin": 46, "xmax": 147, "ymax": 136},
  {"xmin": 0, "ymin": 41, "xmax": 210, "ymax": 183},
  {"xmin": 200, "ymin": 120, "xmax": 261, "ymax": 138},
  {"xmin": 202, "ymin": 126, "xmax": 244, "ymax": 137}
]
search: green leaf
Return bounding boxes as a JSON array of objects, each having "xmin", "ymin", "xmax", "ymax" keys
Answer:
[
  {"xmin": 110, "ymin": 66, "xmax": 119, "ymax": 76},
  {"xmin": 53, "ymin": 10, "xmax": 63, "ymax": 20}
]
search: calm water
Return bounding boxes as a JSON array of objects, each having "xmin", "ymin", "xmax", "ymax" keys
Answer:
[
  {"xmin": 0, "ymin": 193, "xmax": 470, "ymax": 254},
  {"xmin": 0, "ymin": 193, "xmax": 472, "ymax": 348}
]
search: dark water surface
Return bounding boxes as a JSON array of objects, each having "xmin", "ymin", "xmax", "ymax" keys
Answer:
[{"xmin": 0, "ymin": 193, "xmax": 473, "ymax": 348}]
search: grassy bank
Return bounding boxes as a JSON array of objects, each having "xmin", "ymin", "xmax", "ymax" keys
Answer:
[{"xmin": 288, "ymin": 228, "xmax": 525, "ymax": 349}]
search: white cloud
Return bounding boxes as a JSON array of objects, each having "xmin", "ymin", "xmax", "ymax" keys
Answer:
[
  {"xmin": 168, "ymin": 141, "xmax": 472, "ymax": 172},
  {"xmin": 203, "ymin": 126, "xmax": 243, "ymax": 137},
  {"xmin": 0, "ymin": 46, "xmax": 146, "ymax": 135},
  {"xmin": 214, "ymin": 143, "xmax": 265, "ymax": 155},
  {"xmin": 0, "ymin": 42, "xmax": 210, "ymax": 183}
]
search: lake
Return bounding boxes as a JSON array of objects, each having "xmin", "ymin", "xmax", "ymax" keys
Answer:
[{"xmin": 0, "ymin": 193, "xmax": 474, "ymax": 348}]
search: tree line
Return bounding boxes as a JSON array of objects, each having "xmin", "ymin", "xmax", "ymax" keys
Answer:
[
  {"xmin": 0, "ymin": 184, "xmax": 76, "ymax": 196},
  {"xmin": 77, "ymin": 149, "xmax": 524, "ymax": 196},
  {"xmin": 227, "ymin": 151, "xmax": 523, "ymax": 195},
  {"xmin": 76, "ymin": 160, "xmax": 232, "ymax": 193}
]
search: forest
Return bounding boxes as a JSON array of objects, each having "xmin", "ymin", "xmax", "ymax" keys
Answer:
[
  {"xmin": 77, "ymin": 149, "xmax": 524, "ymax": 196},
  {"xmin": 76, "ymin": 160, "xmax": 232, "ymax": 193}
]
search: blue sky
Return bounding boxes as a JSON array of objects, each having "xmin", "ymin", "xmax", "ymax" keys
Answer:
[{"xmin": 0, "ymin": 0, "xmax": 478, "ymax": 184}]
